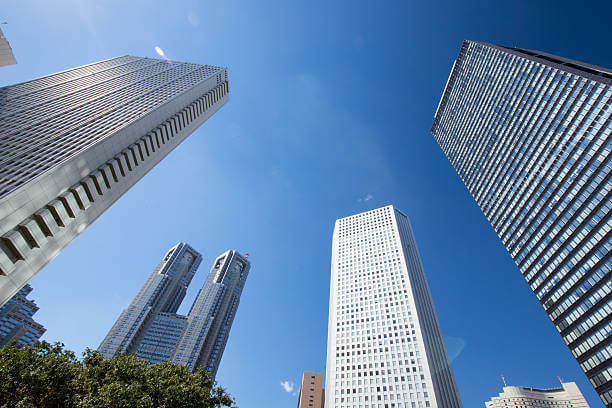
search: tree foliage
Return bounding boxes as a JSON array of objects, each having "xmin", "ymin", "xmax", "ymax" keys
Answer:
[{"xmin": 0, "ymin": 341, "xmax": 236, "ymax": 408}]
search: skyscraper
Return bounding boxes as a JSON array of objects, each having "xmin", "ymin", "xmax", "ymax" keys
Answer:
[
  {"xmin": 485, "ymin": 381, "xmax": 590, "ymax": 408},
  {"xmin": 99, "ymin": 243, "xmax": 250, "ymax": 375},
  {"xmin": 0, "ymin": 56, "xmax": 229, "ymax": 307},
  {"xmin": 325, "ymin": 205, "xmax": 462, "ymax": 408},
  {"xmin": 298, "ymin": 372, "xmax": 325, "ymax": 408},
  {"xmin": 431, "ymin": 40, "xmax": 610, "ymax": 405},
  {"xmin": 172, "ymin": 249, "xmax": 250, "ymax": 375},
  {"xmin": 0, "ymin": 283, "xmax": 45, "ymax": 347},
  {"xmin": 0, "ymin": 26, "xmax": 17, "ymax": 67}
]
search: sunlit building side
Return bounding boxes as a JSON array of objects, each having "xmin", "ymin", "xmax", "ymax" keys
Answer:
[{"xmin": 0, "ymin": 56, "xmax": 229, "ymax": 307}]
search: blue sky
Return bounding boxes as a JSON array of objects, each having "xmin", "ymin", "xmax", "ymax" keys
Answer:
[{"xmin": 2, "ymin": 1, "xmax": 611, "ymax": 407}]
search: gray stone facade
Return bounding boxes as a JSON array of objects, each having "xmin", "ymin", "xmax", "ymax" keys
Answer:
[{"xmin": 0, "ymin": 56, "xmax": 229, "ymax": 306}]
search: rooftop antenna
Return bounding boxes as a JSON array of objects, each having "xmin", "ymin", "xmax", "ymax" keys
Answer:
[{"xmin": 501, "ymin": 374, "xmax": 507, "ymax": 387}]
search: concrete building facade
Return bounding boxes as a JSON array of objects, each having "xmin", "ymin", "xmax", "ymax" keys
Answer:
[
  {"xmin": 298, "ymin": 372, "xmax": 325, "ymax": 408},
  {"xmin": 325, "ymin": 205, "xmax": 462, "ymax": 408},
  {"xmin": 99, "ymin": 243, "xmax": 250, "ymax": 375},
  {"xmin": 0, "ymin": 56, "xmax": 229, "ymax": 307},
  {"xmin": 431, "ymin": 40, "xmax": 610, "ymax": 405},
  {"xmin": 485, "ymin": 381, "xmax": 590, "ymax": 408}
]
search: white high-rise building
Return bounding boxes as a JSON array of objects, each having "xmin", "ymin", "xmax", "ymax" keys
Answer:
[
  {"xmin": 0, "ymin": 56, "xmax": 228, "ymax": 306},
  {"xmin": 325, "ymin": 205, "xmax": 462, "ymax": 408}
]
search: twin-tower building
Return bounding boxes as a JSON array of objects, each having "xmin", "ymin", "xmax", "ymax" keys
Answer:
[{"xmin": 99, "ymin": 244, "xmax": 250, "ymax": 375}]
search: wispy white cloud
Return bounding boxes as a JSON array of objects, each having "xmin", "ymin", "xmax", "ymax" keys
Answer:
[
  {"xmin": 280, "ymin": 380, "xmax": 295, "ymax": 393},
  {"xmin": 187, "ymin": 12, "xmax": 200, "ymax": 27},
  {"xmin": 357, "ymin": 193, "xmax": 374, "ymax": 202}
]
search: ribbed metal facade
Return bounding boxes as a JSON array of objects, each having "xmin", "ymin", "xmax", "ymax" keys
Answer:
[
  {"xmin": 325, "ymin": 205, "xmax": 462, "ymax": 408},
  {"xmin": 99, "ymin": 243, "xmax": 250, "ymax": 375},
  {"xmin": 0, "ymin": 56, "xmax": 229, "ymax": 307},
  {"xmin": 431, "ymin": 40, "xmax": 611, "ymax": 406}
]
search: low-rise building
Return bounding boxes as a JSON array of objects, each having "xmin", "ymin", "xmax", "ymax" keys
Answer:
[{"xmin": 485, "ymin": 381, "xmax": 590, "ymax": 407}]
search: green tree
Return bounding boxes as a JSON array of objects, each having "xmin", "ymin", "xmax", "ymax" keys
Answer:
[{"xmin": 0, "ymin": 341, "xmax": 235, "ymax": 408}]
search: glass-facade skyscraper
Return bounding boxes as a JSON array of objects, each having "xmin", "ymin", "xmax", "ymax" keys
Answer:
[
  {"xmin": 431, "ymin": 40, "xmax": 610, "ymax": 406},
  {"xmin": 326, "ymin": 205, "xmax": 462, "ymax": 408},
  {"xmin": 0, "ymin": 56, "xmax": 229, "ymax": 307},
  {"xmin": 99, "ymin": 243, "xmax": 250, "ymax": 375},
  {"xmin": 0, "ymin": 284, "xmax": 45, "ymax": 347}
]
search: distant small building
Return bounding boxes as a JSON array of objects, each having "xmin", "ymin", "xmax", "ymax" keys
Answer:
[
  {"xmin": 0, "ymin": 284, "xmax": 45, "ymax": 347},
  {"xmin": 0, "ymin": 26, "xmax": 17, "ymax": 67},
  {"xmin": 298, "ymin": 372, "xmax": 324, "ymax": 408},
  {"xmin": 485, "ymin": 381, "xmax": 590, "ymax": 407}
]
